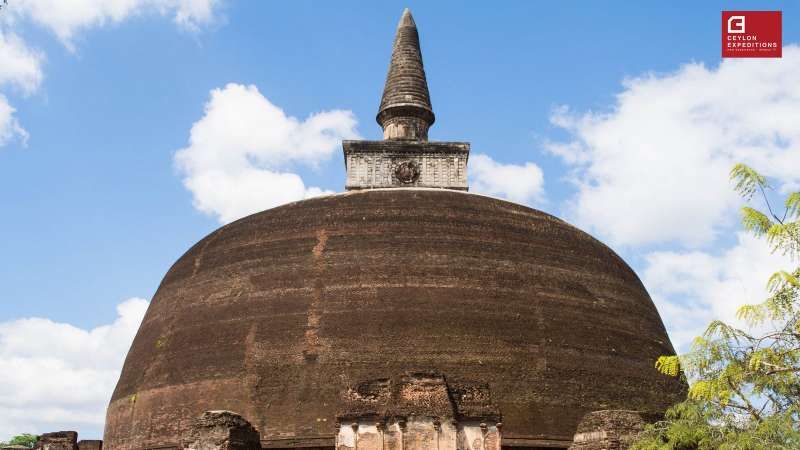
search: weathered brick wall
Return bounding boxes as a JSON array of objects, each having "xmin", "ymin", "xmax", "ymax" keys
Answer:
[
  {"xmin": 568, "ymin": 410, "xmax": 647, "ymax": 450},
  {"xmin": 336, "ymin": 373, "xmax": 501, "ymax": 450},
  {"xmin": 182, "ymin": 410, "xmax": 261, "ymax": 450},
  {"xmin": 34, "ymin": 432, "xmax": 78, "ymax": 450},
  {"xmin": 77, "ymin": 440, "xmax": 102, "ymax": 450},
  {"xmin": 105, "ymin": 189, "xmax": 686, "ymax": 450}
]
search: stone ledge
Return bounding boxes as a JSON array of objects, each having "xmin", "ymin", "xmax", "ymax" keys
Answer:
[{"xmin": 343, "ymin": 140, "xmax": 469, "ymax": 155}]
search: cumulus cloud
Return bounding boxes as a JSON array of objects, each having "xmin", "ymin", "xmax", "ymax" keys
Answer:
[
  {"xmin": 4, "ymin": 0, "xmax": 221, "ymax": 47},
  {"xmin": 643, "ymin": 233, "xmax": 793, "ymax": 351},
  {"xmin": 469, "ymin": 153, "xmax": 545, "ymax": 205},
  {"xmin": 0, "ymin": 298, "xmax": 149, "ymax": 440},
  {"xmin": 0, "ymin": 31, "xmax": 44, "ymax": 94},
  {"xmin": 0, "ymin": 32, "xmax": 44, "ymax": 146},
  {"xmin": 547, "ymin": 45, "xmax": 800, "ymax": 247},
  {"xmin": 175, "ymin": 83, "xmax": 358, "ymax": 224}
]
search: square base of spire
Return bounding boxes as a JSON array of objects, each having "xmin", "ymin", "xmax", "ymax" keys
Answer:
[{"xmin": 343, "ymin": 140, "xmax": 469, "ymax": 191}]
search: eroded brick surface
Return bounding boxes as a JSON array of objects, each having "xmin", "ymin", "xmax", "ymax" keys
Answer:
[
  {"xmin": 182, "ymin": 411, "xmax": 261, "ymax": 450},
  {"xmin": 34, "ymin": 432, "xmax": 78, "ymax": 450},
  {"xmin": 105, "ymin": 189, "xmax": 686, "ymax": 450},
  {"xmin": 568, "ymin": 410, "xmax": 650, "ymax": 450},
  {"xmin": 76, "ymin": 440, "xmax": 102, "ymax": 450}
]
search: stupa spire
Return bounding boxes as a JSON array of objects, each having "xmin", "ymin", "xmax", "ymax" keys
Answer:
[
  {"xmin": 377, "ymin": 8, "xmax": 435, "ymax": 141},
  {"xmin": 342, "ymin": 9, "xmax": 468, "ymax": 192}
]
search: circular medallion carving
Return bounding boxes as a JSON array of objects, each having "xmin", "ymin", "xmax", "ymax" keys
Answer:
[{"xmin": 394, "ymin": 161, "xmax": 420, "ymax": 184}]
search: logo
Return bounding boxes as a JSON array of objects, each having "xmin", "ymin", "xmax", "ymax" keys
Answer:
[
  {"xmin": 722, "ymin": 11, "xmax": 781, "ymax": 58},
  {"xmin": 727, "ymin": 15, "xmax": 745, "ymax": 33}
]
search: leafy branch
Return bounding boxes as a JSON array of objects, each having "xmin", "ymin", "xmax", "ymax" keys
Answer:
[{"xmin": 633, "ymin": 164, "xmax": 800, "ymax": 449}]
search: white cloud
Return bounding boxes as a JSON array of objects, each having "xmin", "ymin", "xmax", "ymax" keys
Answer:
[
  {"xmin": 182, "ymin": 167, "xmax": 335, "ymax": 224},
  {"xmin": 175, "ymin": 83, "xmax": 358, "ymax": 224},
  {"xmin": 643, "ymin": 233, "xmax": 793, "ymax": 351},
  {"xmin": 469, "ymin": 153, "xmax": 545, "ymax": 205},
  {"xmin": 4, "ymin": 0, "xmax": 221, "ymax": 47},
  {"xmin": 0, "ymin": 31, "xmax": 43, "ymax": 147},
  {"xmin": 0, "ymin": 298, "xmax": 149, "ymax": 441},
  {"xmin": 0, "ymin": 31, "xmax": 44, "ymax": 94},
  {"xmin": 0, "ymin": 95, "xmax": 28, "ymax": 145},
  {"xmin": 547, "ymin": 45, "xmax": 800, "ymax": 248},
  {"xmin": 0, "ymin": 0, "xmax": 218, "ymax": 148}
]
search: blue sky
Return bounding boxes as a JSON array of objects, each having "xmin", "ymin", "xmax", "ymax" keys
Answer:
[{"xmin": 1, "ymin": 0, "xmax": 799, "ymax": 440}]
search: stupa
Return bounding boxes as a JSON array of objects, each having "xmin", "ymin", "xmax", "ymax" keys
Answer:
[{"xmin": 103, "ymin": 9, "xmax": 685, "ymax": 450}]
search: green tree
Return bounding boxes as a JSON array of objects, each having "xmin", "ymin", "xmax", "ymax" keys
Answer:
[
  {"xmin": 633, "ymin": 164, "xmax": 800, "ymax": 450},
  {"xmin": 0, "ymin": 434, "xmax": 39, "ymax": 448}
]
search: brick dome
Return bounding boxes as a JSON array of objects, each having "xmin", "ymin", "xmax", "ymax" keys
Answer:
[{"xmin": 104, "ymin": 189, "xmax": 685, "ymax": 450}]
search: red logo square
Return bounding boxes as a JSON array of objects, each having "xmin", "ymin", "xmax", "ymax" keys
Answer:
[{"xmin": 722, "ymin": 11, "xmax": 782, "ymax": 58}]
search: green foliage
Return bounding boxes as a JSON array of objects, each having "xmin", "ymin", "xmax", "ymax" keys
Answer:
[
  {"xmin": 633, "ymin": 164, "xmax": 800, "ymax": 450},
  {"xmin": 656, "ymin": 355, "xmax": 681, "ymax": 377},
  {"xmin": 730, "ymin": 163, "xmax": 768, "ymax": 200},
  {"xmin": 786, "ymin": 193, "xmax": 800, "ymax": 220},
  {"xmin": 740, "ymin": 207, "xmax": 772, "ymax": 237},
  {"xmin": 0, "ymin": 434, "xmax": 39, "ymax": 448}
]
